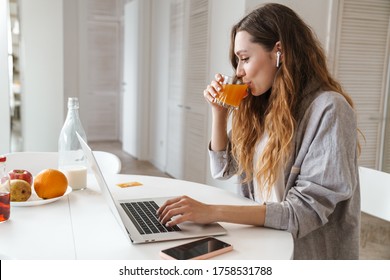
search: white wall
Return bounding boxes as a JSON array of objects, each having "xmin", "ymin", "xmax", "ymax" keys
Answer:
[
  {"xmin": 0, "ymin": 0, "xmax": 11, "ymax": 154},
  {"xmin": 20, "ymin": 0, "xmax": 64, "ymax": 151},
  {"xmin": 204, "ymin": 0, "xmax": 246, "ymax": 192},
  {"xmin": 63, "ymin": 0, "xmax": 80, "ymax": 105},
  {"xmin": 245, "ymin": 0, "xmax": 333, "ymax": 54}
]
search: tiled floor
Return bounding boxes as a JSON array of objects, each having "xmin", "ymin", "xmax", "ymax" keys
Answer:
[
  {"xmin": 360, "ymin": 212, "xmax": 390, "ymax": 259},
  {"xmin": 89, "ymin": 140, "xmax": 170, "ymax": 178},
  {"xmin": 10, "ymin": 118, "xmax": 23, "ymax": 152}
]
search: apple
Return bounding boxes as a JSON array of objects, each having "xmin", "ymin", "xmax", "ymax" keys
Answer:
[
  {"xmin": 10, "ymin": 179, "xmax": 31, "ymax": 202},
  {"xmin": 8, "ymin": 169, "xmax": 33, "ymax": 186}
]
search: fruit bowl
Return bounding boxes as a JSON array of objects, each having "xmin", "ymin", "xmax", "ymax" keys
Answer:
[{"xmin": 11, "ymin": 186, "xmax": 72, "ymax": 207}]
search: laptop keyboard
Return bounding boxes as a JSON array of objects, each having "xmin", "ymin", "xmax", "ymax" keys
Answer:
[{"xmin": 120, "ymin": 201, "xmax": 181, "ymax": 235}]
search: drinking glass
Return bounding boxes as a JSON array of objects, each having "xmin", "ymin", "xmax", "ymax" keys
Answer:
[
  {"xmin": 215, "ymin": 75, "xmax": 248, "ymax": 110},
  {"xmin": 0, "ymin": 156, "xmax": 10, "ymax": 223},
  {"xmin": 0, "ymin": 186, "xmax": 10, "ymax": 223}
]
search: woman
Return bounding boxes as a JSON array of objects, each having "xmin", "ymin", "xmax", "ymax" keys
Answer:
[{"xmin": 158, "ymin": 3, "xmax": 360, "ymax": 259}]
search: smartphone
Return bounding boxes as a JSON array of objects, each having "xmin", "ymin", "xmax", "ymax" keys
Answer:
[{"xmin": 160, "ymin": 237, "xmax": 233, "ymax": 260}]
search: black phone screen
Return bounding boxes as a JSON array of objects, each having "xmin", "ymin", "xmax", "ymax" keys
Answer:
[{"xmin": 161, "ymin": 237, "xmax": 231, "ymax": 260}]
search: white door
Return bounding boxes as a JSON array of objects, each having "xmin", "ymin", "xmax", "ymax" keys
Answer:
[
  {"xmin": 122, "ymin": 0, "xmax": 151, "ymax": 159},
  {"xmin": 122, "ymin": 0, "xmax": 139, "ymax": 156},
  {"xmin": 334, "ymin": 0, "xmax": 390, "ymax": 170},
  {"xmin": 0, "ymin": 0, "xmax": 11, "ymax": 154},
  {"xmin": 80, "ymin": 0, "xmax": 121, "ymax": 141},
  {"xmin": 166, "ymin": 0, "xmax": 209, "ymax": 183},
  {"xmin": 165, "ymin": 0, "xmax": 187, "ymax": 178}
]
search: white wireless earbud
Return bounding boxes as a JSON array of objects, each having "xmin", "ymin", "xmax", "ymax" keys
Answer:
[{"xmin": 276, "ymin": 51, "xmax": 281, "ymax": 68}]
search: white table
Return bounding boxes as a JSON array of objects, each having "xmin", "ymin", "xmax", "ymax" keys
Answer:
[{"xmin": 0, "ymin": 173, "xmax": 293, "ymax": 260}]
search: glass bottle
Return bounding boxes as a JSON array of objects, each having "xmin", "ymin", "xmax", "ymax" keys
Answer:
[
  {"xmin": 58, "ymin": 97, "xmax": 88, "ymax": 190},
  {"xmin": 0, "ymin": 156, "xmax": 11, "ymax": 223}
]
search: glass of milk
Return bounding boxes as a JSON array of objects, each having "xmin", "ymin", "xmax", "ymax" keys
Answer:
[{"xmin": 61, "ymin": 165, "xmax": 87, "ymax": 190}]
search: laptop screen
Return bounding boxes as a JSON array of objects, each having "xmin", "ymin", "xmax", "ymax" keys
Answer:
[{"xmin": 76, "ymin": 132, "xmax": 130, "ymax": 239}]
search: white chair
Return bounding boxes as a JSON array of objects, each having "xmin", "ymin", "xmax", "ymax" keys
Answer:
[
  {"xmin": 359, "ymin": 166, "xmax": 390, "ymax": 222},
  {"xmin": 93, "ymin": 151, "xmax": 121, "ymax": 174},
  {"xmin": 5, "ymin": 151, "xmax": 121, "ymax": 176}
]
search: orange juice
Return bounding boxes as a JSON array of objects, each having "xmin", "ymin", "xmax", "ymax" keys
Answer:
[{"xmin": 216, "ymin": 84, "xmax": 247, "ymax": 109}]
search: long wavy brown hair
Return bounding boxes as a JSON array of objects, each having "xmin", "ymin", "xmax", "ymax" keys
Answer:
[{"xmin": 229, "ymin": 3, "xmax": 356, "ymax": 198}]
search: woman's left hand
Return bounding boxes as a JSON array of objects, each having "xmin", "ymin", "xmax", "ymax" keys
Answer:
[{"xmin": 157, "ymin": 196, "xmax": 215, "ymax": 227}]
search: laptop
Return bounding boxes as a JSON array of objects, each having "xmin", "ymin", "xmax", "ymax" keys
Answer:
[{"xmin": 77, "ymin": 133, "xmax": 227, "ymax": 244}]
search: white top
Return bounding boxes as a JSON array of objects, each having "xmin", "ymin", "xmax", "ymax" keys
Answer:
[{"xmin": 252, "ymin": 133, "xmax": 285, "ymax": 204}]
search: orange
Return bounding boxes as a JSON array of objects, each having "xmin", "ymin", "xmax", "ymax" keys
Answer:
[{"xmin": 34, "ymin": 169, "xmax": 68, "ymax": 199}]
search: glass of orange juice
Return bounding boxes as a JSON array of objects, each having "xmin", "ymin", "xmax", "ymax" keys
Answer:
[{"xmin": 215, "ymin": 75, "xmax": 248, "ymax": 110}]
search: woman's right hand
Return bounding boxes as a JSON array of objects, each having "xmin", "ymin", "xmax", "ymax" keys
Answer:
[
  {"xmin": 205, "ymin": 74, "xmax": 229, "ymax": 151},
  {"xmin": 157, "ymin": 196, "xmax": 215, "ymax": 227},
  {"xmin": 203, "ymin": 73, "xmax": 228, "ymax": 113}
]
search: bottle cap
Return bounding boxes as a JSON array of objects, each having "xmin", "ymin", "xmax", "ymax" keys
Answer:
[
  {"xmin": 0, "ymin": 156, "xmax": 6, "ymax": 162},
  {"xmin": 68, "ymin": 97, "xmax": 80, "ymax": 109}
]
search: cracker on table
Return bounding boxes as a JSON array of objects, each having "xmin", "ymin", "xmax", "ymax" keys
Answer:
[{"xmin": 116, "ymin": 181, "xmax": 143, "ymax": 188}]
